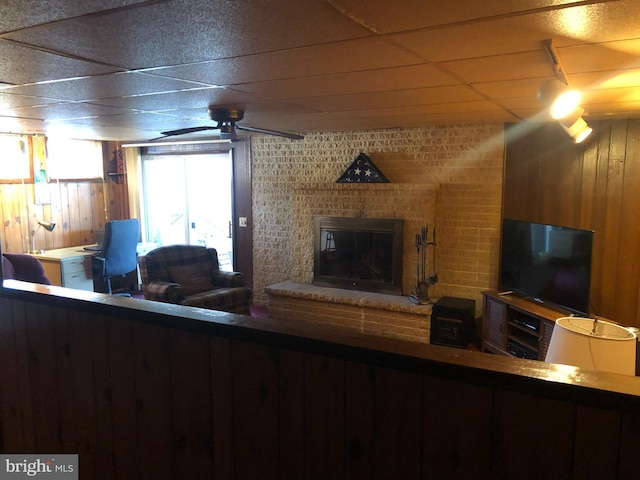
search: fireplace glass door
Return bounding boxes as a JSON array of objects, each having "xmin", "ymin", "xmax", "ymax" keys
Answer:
[{"xmin": 314, "ymin": 216, "xmax": 403, "ymax": 295}]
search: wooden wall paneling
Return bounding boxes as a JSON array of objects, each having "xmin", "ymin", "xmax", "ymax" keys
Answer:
[
  {"xmin": 344, "ymin": 361, "xmax": 375, "ymax": 479},
  {"xmin": 231, "ymin": 139, "xmax": 253, "ymax": 287},
  {"xmin": 105, "ymin": 316, "xmax": 140, "ymax": 479},
  {"xmin": 537, "ymin": 126, "xmax": 583, "ymax": 226},
  {"xmin": 374, "ymin": 367, "xmax": 423, "ymax": 479},
  {"xmin": 88, "ymin": 313, "xmax": 118, "ymax": 479},
  {"xmin": 6, "ymin": 299, "xmax": 36, "ymax": 450},
  {"xmin": 572, "ymin": 405, "xmax": 621, "ymax": 479},
  {"xmin": 169, "ymin": 328, "xmax": 214, "ymax": 479},
  {"xmin": 422, "ymin": 376, "xmax": 492, "ymax": 479},
  {"xmin": 67, "ymin": 183, "xmax": 84, "ymax": 247},
  {"xmin": 78, "ymin": 183, "xmax": 95, "ymax": 245},
  {"xmin": 57, "ymin": 182, "xmax": 73, "ymax": 247},
  {"xmin": 24, "ymin": 301, "xmax": 63, "ymax": 451},
  {"xmin": 91, "ymin": 182, "xmax": 106, "ymax": 236},
  {"xmin": 304, "ymin": 353, "xmax": 345, "ymax": 480},
  {"xmin": 0, "ymin": 298, "xmax": 22, "ymax": 451},
  {"xmin": 46, "ymin": 180, "xmax": 63, "ymax": 250},
  {"xmin": 1, "ymin": 185, "xmax": 26, "ymax": 252},
  {"xmin": 615, "ymin": 119, "xmax": 640, "ymax": 323},
  {"xmin": 502, "ymin": 124, "xmax": 541, "ymax": 220},
  {"xmin": 589, "ymin": 121, "xmax": 612, "ymax": 317},
  {"xmin": 277, "ymin": 348, "xmax": 305, "ymax": 479},
  {"xmin": 599, "ymin": 121, "xmax": 627, "ymax": 319},
  {"xmin": 578, "ymin": 132, "xmax": 599, "ymax": 228},
  {"xmin": 503, "ymin": 119, "xmax": 640, "ymax": 325},
  {"xmin": 617, "ymin": 407, "xmax": 640, "ymax": 479},
  {"xmin": 231, "ymin": 340, "xmax": 281, "ymax": 478},
  {"xmin": 491, "ymin": 389, "xmax": 575, "ymax": 479},
  {"xmin": 50, "ymin": 307, "xmax": 76, "ymax": 453},
  {"xmin": 210, "ymin": 337, "xmax": 234, "ymax": 480},
  {"xmin": 133, "ymin": 322, "xmax": 174, "ymax": 478},
  {"xmin": 64, "ymin": 308, "xmax": 101, "ymax": 477}
]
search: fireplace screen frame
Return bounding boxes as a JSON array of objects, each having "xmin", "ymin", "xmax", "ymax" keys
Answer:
[{"xmin": 313, "ymin": 216, "xmax": 404, "ymax": 295}]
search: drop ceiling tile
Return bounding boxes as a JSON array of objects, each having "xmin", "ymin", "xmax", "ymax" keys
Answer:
[
  {"xmin": 440, "ymin": 51, "xmax": 552, "ymax": 84},
  {"xmin": 472, "ymin": 77, "xmax": 547, "ymax": 100},
  {"xmin": 0, "ymin": 1, "xmax": 148, "ymax": 33},
  {"xmin": 585, "ymin": 101, "xmax": 640, "ymax": 119},
  {"xmin": 559, "ymin": 39, "xmax": 640, "ymax": 74},
  {"xmin": 326, "ymin": 0, "xmax": 590, "ymax": 33},
  {"xmin": 94, "ymin": 87, "xmax": 265, "ymax": 112},
  {"xmin": 350, "ymin": 100, "xmax": 505, "ymax": 118},
  {"xmin": 143, "ymin": 37, "xmax": 424, "ymax": 87},
  {"xmin": 582, "ymin": 87, "xmax": 640, "ymax": 105},
  {"xmin": 571, "ymin": 69, "xmax": 640, "ymax": 92},
  {"xmin": 234, "ymin": 64, "xmax": 460, "ymax": 100},
  {"xmin": 377, "ymin": 110, "xmax": 520, "ymax": 127},
  {"xmin": 0, "ymin": 92, "xmax": 64, "ymax": 109},
  {"xmin": 390, "ymin": 1, "xmax": 640, "ymax": 62},
  {"xmin": 0, "ymin": 39, "xmax": 120, "ymax": 85},
  {"xmin": 0, "ymin": 115, "xmax": 46, "ymax": 134},
  {"xmin": 1, "ymin": 102, "xmax": 129, "ymax": 121},
  {"xmin": 2, "ymin": 72, "xmax": 212, "ymax": 102},
  {"xmin": 4, "ymin": 0, "xmax": 372, "ymax": 70},
  {"xmin": 295, "ymin": 85, "xmax": 485, "ymax": 113},
  {"xmin": 244, "ymin": 112, "xmax": 384, "ymax": 133}
]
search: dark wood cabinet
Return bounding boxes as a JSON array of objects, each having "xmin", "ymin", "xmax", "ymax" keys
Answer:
[{"xmin": 482, "ymin": 291, "xmax": 559, "ymax": 361}]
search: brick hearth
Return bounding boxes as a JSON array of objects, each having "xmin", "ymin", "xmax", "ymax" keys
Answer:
[{"xmin": 266, "ymin": 281, "xmax": 432, "ymax": 343}]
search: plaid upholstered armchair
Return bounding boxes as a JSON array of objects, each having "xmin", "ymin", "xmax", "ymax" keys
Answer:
[{"xmin": 138, "ymin": 244, "xmax": 251, "ymax": 315}]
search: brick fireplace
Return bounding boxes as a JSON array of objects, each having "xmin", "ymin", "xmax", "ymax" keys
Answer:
[
  {"xmin": 251, "ymin": 126, "xmax": 505, "ymax": 343},
  {"xmin": 267, "ymin": 182, "xmax": 438, "ymax": 343}
]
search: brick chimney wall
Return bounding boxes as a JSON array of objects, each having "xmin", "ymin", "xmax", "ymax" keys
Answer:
[{"xmin": 250, "ymin": 125, "xmax": 504, "ymax": 315}]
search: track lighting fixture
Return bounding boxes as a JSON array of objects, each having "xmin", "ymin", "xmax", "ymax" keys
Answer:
[
  {"xmin": 561, "ymin": 116, "xmax": 593, "ymax": 144},
  {"xmin": 538, "ymin": 40, "xmax": 593, "ymax": 142},
  {"xmin": 537, "ymin": 78, "xmax": 582, "ymax": 120}
]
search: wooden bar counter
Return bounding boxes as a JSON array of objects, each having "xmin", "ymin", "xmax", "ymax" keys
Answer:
[{"xmin": 1, "ymin": 279, "xmax": 639, "ymax": 479}]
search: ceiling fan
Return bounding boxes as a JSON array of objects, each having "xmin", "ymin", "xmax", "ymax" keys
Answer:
[{"xmin": 155, "ymin": 107, "xmax": 304, "ymax": 141}]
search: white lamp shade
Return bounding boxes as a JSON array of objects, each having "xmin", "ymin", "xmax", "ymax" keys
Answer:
[{"xmin": 546, "ymin": 317, "xmax": 637, "ymax": 375}]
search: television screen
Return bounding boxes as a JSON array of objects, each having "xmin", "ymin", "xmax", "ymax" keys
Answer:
[{"xmin": 499, "ymin": 219, "xmax": 594, "ymax": 315}]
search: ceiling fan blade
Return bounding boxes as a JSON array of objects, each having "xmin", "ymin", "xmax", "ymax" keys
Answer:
[
  {"xmin": 160, "ymin": 126, "xmax": 218, "ymax": 137},
  {"xmin": 236, "ymin": 124, "xmax": 304, "ymax": 140}
]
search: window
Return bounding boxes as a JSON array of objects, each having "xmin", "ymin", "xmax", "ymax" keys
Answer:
[
  {"xmin": 46, "ymin": 137, "xmax": 104, "ymax": 180},
  {"xmin": 0, "ymin": 134, "xmax": 32, "ymax": 183}
]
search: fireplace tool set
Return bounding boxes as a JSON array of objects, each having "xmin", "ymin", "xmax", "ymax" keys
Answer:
[{"xmin": 409, "ymin": 224, "xmax": 437, "ymax": 305}]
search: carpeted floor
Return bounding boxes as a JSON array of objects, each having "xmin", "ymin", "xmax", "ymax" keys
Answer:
[{"xmin": 250, "ymin": 305, "xmax": 269, "ymax": 318}]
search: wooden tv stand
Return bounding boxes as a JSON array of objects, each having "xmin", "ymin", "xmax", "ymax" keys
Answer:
[{"xmin": 481, "ymin": 290, "xmax": 567, "ymax": 361}]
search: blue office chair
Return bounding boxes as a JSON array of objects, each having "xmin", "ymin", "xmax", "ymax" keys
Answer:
[{"xmin": 91, "ymin": 218, "xmax": 140, "ymax": 295}]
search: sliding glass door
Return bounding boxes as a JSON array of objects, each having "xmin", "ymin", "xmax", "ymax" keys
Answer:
[{"xmin": 141, "ymin": 151, "xmax": 234, "ymax": 270}]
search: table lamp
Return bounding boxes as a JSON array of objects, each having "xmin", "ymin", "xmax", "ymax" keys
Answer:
[
  {"xmin": 545, "ymin": 317, "xmax": 637, "ymax": 376},
  {"xmin": 29, "ymin": 220, "xmax": 56, "ymax": 254}
]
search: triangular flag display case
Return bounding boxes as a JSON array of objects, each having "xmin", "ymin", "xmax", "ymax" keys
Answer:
[{"xmin": 336, "ymin": 153, "xmax": 390, "ymax": 183}]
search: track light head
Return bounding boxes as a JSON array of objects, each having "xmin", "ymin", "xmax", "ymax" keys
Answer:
[
  {"xmin": 537, "ymin": 79, "xmax": 581, "ymax": 120},
  {"xmin": 561, "ymin": 116, "xmax": 593, "ymax": 143}
]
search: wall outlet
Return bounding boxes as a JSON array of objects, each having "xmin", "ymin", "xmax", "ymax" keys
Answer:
[{"xmin": 239, "ymin": 217, "xmax": 247, "ymax": 227}]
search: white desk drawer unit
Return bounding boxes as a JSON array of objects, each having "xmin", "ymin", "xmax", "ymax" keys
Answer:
[{"xmin": 31, "ymin": 246, "xmax": 95, "ymax": 291}]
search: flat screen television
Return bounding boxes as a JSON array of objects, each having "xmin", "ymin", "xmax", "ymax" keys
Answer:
[{"xmin": 499, "ymin": 218, "xmax": 594, "ymax": 316}]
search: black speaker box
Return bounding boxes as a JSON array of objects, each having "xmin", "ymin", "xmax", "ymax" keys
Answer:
[{"xmin": 430, "ymin": 296, "xmax": 476, "ymax": 348}]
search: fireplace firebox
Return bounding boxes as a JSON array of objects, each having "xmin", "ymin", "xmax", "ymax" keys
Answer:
[{"xmin": 313, "ymin": 216, "xmax": 403, "ymax": 295}]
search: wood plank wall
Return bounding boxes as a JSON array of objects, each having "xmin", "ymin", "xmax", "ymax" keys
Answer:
[
  {"xmin": 1, "ymin": 287, "xmax": 638, "ymax": 480},
  {"xmin": 0, "ymin": 140, "xmax": 129, "ymax": 253},
  {"xmin": 504, "ymin": 119, "xmax": 640, "ymax": 326}
]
